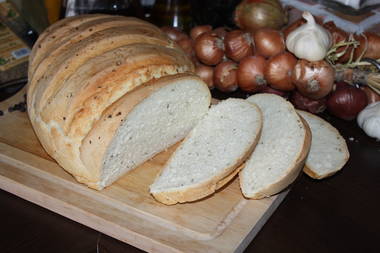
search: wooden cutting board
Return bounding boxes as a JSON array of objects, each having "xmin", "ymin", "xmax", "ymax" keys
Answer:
[{"xmin": 0, "ymin": 88, "xmax": 288, "ymax": 253}]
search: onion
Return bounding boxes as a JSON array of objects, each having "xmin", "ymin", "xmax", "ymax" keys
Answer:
[
  {"xmin": 213, "ymin": 27, "xmax": 230, "ymax": 40},
  {"xmin": 214, "ymin": 60, "xmax": 238, "ymax": 92},
  {"xmin": 195, "ymin": 63, "xmax": 214, "ymax": 89},
  {"xmin": 322, "ymin": 21, "xmax": 349, "ymax": 63},
  {"xmin": 264, "ymin": 52, "xmax": 297, "ymax": 91},
  {"xmin": 194, "ymin": 32, "xmax": 225, "ymax": 66},
  {"xmin": 234, "ymin": 0, "xmax": 288, "ymax": 32},
  {"xmin": 160, "ymin": 26, "xmax": 189, "ymax": 42},
  {"xmin": 290, "ymin": 90, "xmax": 327, "ymax": 114},
  {"xmin": 327, "ymin": 83, "xmax": 368, "ymax": 120},
  {"xmin": 360, "ymin": 86, "xmax": 380, "ymax": 104},
  {"xmin": 224, "ymin": 30, "xmax": 254, "ymax": 62},
  {"xmin": 260, "ymin": 85, "xmax": 288, "ymax": 98},
  {"xmin": 253, "ymin": 28, "xmax": 285, "ymax": 58},
  {"xmin": 353, "ymin": 32, "xmax": 380, "ymax": 60},
  {"xmin": 177, "ymin": 37, "xmax": 193, "ymax": 56},
  {"xmin": 237, "ymin": 55, "xmax": 267, "ymax": 92},
  {"xmin": 190, "ymin": 25, "xmax": 213, "ymax": 40},
  {"xmin": 292, "ymin": 60, "xmax": 335, "ymax": 100},
  {"xmin": 323, "ymin": 21, "xmax": 347, "ymax": 45}
]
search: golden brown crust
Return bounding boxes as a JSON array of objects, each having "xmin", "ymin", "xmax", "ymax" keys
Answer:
[
  {"xmin": 29, "ymin": 17, "xmax": 165, "ymax": 78},
  {"xmin": 80, "ymin": 74, "xmax": 193, "ymax": 179},
  {"xmin": 28, "ymin": 24, "xmax": 178, "ymax": 116},
  {"xmin": 27, "ymin": 15, "xmax": 198, "ymax": 189}
]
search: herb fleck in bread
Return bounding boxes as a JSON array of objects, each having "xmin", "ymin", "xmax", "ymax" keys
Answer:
[
  {"xmin": 150, "ymin": 98, "xmax": 263, "ymax": 205},
  {"xmin": 297, "ymin": 110, "xmax": 350, "ymax": 179},
  {"xmin": 240, "ymin": 94, "xmax": 311, "ymax": 199}
]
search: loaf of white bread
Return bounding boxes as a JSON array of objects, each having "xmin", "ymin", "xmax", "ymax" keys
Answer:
[{"xmin": 27, "ymin": 14, "xmax": 211, "ymax": 189}]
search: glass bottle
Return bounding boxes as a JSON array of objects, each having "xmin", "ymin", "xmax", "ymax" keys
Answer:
[
  {"xmin": 150, "ymin": 0, "xmax": 192, "ymax": 32},
  {"xmin": 60, "ymin": 0, "xmax": 143, "ymax": 18}
]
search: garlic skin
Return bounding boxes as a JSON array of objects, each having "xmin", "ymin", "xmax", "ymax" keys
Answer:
[
  {"xmin": 286, "ymin": 12, "xmax": 331, "ymax": 62},
  {"xmin": 357, "ymin": 101, "xmax": 380, "ymax": 140}
]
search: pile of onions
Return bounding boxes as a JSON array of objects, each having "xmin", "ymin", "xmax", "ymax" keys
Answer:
[
  {"xmin": 237, "ymin": 55, "xmax": 267, "ymax": 92},
  {"xmin": 253, "ymin": 28, "xmax": 285, "ymax": 58},
  {"xmin": 327, "ymin": 82, "xmax": 368, "ymax": 120},
  {"xmin": 265, "ymin": 52, "xmax": 297, "ymax": 91}
]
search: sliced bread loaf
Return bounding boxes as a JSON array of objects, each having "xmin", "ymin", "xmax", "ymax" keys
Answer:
[
  {"xmin": 240, "ymin": 94, "xmax": 311, "ymax": 199},
  {"xmin": 297, "ymin": 110, "xmax": 350, "ymax": 179},
  {"xmin": 150, "ymin": 98, "xmax": 263, "ymax": 205}
]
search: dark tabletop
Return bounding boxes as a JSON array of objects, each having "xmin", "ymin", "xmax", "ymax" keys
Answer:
[{"xmin": 1, "ymin": 88, "xmax": 380, "ymax": 253}]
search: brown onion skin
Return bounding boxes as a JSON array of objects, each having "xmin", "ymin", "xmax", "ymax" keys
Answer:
[
  {"xmin": 224, "ymin": 30, "xmax": 254, "ymax": 62},
  {"xmin": 290, "ymin": 90, "xmax": 327, "ymax": 114},
  {"xmin": 353, "ymin": 32, "xmax": 380, "ymax": 60},
  {"xmin": 327, "ymin": 83, "xmax": 368, "ymax": 120},
  {"xmin": 323, "ymin": 21, "xmax": 348, "ymax": 63},
  {"xmin": 237, "ymin": 55, "xmax": 267, "ymax": 92},
  {"xmin": 264, "ymin": 52, "xmax": 297, "ymax": 91},
  {"xmin": 194, "ymin": 32, "xmax": 225, "ymax": 66},
  {"xmin": 292, "ymin": 60, "xmax": 335, "ymax": 100},
  {"xmin": 253, "ymin": 28, "xmax": 285, "ymax": 58},
  {"xmin": 234, "ymin": 0, "xmax": 288, "ymax": 32},
  {"xmin": 214, "ymin": 61, "xmax": 238, "ymax": 92},
  {"xmin": 177, "ymin": 37, "xmax": 194, "ymax": 56},
  {"xmin": 160, "ymin": 26, "xmax": 189, "ymax": 42},
  {"xmin": 190, "ymin": 25, "xmax": 213, "ymax": 40},
  {"xmin": 283, "ymin": 18, "xmax": 305, "ymax": 39},
  {"xmin": 360, "ymin": 86, "xmax": 380, "ymax": 104},
  {"xmin": 195, "ymin": 63, "xmax": 214, "ymax": 89},
  {"xmin": 213, "ymin": 27, "xmax": 230, "ymax": 40}
]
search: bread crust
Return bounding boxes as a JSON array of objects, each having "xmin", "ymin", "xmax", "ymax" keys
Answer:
[
  {"xmin": 80, "ymin": 73, "xmax": 204, "ymax": 187},
  {"xmin": 29, "ymin": 17, "xmax": 164, "ymax": 78},
  {"xmin": 150, "ymin": 102, "xmax": 263, "ymax": 205},
  {"xmin": 27, "ymin": 15, "xmax": 204, "ymax": 190},
  {"xmin": 240, "ymin": 94, "xmax": 312, "ymax": 199},
  {"xmin": 243, "ymin": 117, "xmax": 312, "ymax": 199}
]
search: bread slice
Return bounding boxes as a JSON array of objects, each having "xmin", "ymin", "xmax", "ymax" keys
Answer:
[
  {"xmin": 297, "ymin": 110, "xmax": 350, "ymax": 179},
  {"xmin": 150, "ymin": 98, "xmax": 263, "ymax": 205},
  {"xmin": 240, "ymin": 94, "xmax": 311, "ymax": 199}
]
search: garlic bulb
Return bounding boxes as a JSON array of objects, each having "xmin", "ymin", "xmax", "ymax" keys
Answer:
[
  {"xmin": 286, "ymin": 12, "xmax": 331, "ymax": 62},
  {"xmin": 357, "ymin": 101, "xmax": 380, "ymax": 140}
]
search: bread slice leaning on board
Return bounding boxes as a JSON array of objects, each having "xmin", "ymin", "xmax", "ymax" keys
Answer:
[
  {"xmin": 297, "ymin": 110, "xmax": 350, "ymax": 179},
  {"xmin": 27, "ymin": 14, "xmax": 211, "ymax": 190},
  {"xmin": 150, "ymin": 98, "xmax": 263, "ymax": 205},
  {"xmin": 239, "ymin": 94, "xmax": 312, "ymax": 199}
]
